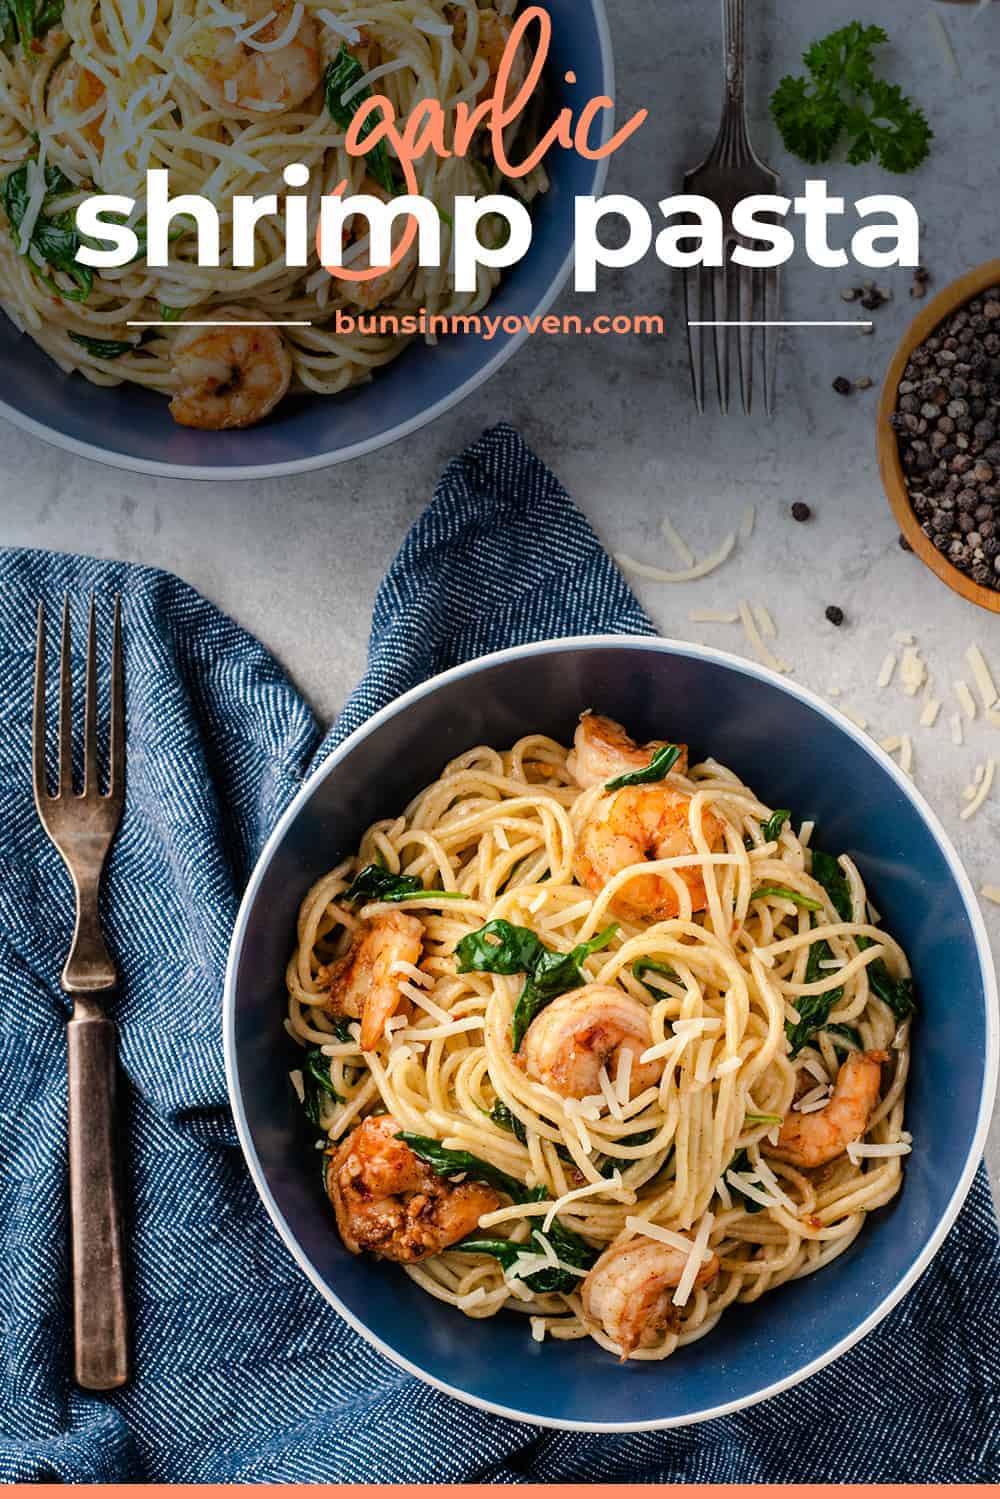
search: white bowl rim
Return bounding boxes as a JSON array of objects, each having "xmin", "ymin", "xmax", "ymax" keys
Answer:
[
  {"xmin": 0, "ymin": 2, "xmax": 613, "ymax": 483},
  {"xmin": 223, "ymin": 632, "xmax": 999, "ymax": 1433}
]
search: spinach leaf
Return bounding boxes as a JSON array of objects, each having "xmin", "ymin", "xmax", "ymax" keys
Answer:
[
  {"xmin": 858, "ymin": 943, "xmax": 915, "ymax": 1021},
  {"xmin": 810, "ymin": 849, "xmax": 852, "ymax": 920},
  {"xmin": 323, "ymin": 44, "xmax": 397, "ymax": 195},
  {"xmin": 811, "ymin": 848, "xmax": 915, "ymax": 1020},
  {"xmin": 752, "ymin": 884, "xmax": 822, "ymax": 911},
  {"xmin": 328, "ymin": 1017, "xmax": 356, "ymax": 1044},
  {"xmin": 605, "ymin": 744, "xmax": 681, "ymax": 791},
  {"xmin": 68, "ymin": 331, "xmax": 137, "ymax": 360},
  {"xmin": 1, "ymin": 161, "xmax": 91, "ymax": 301},
  {"xmin": 725, "ymin": 1148, "xmax": 765, "ymax": 1214},
  {"xmin": 761, "ymin": 809, "xmax": 791, "ymax": 843},
  {"xmin": 453, "ymin": 1223, "xmax": 598, "ymax": 1295},
  {"xmin": 398, "ymin": 1132, "xmax": 530, "ymax": 1203},
  {"xmin": 159, "ymin": 304, "xmax": 184, "ymax": 321},
  {"xmin": 632, "ymin": 957, "xmax": 677, "ymax": 995},
  {"xmin": 489, "ymin": 1098, "xmax": 527, "ymax": 1145},
  {"xmin": 344, "ymin": 862, "xmax": 461, "ymax": 905},
  {"xmin": 457, "ymin": 919, "xmax": 618, "ymax": 1052},
  {"xmin": 299, "ymin": 1045, "xmax": 342, "ymax": 1126},
  {"xmin": 7, "ymin": 0, "xmax": 62, "ymax": 47}
]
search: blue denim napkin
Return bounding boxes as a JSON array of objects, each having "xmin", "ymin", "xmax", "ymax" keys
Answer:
[{"xmin": 0, "ymin": 424, "xmax": 996, "ymax": 1483}]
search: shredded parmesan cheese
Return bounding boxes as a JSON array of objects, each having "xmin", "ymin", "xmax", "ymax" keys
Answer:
[
  {"xmin": 951, "ymin": 712, "xmax": 965, "ymax": 747},
  {"xmin": 672, "ymin": 1211, "xmax": 715, "ymax": 1308},
  {"xmin": 688, "ymin": 608, "xmax": 739, "ymax": 624},
  {"xmin": 877, "ymin": 652, "xmax": 896, "ymax": 688},
  {"xmin": 966, "ymin": 644, "xmax": 999, "ymax": 711},
  {"xmin": 624, "ymin": 1216, "xmax": 713, "ymax": 1260},
  {"xmin": 955, "ymin": 679, "xmax": 977, "ymax": 720},
  {"xmin": 530, "ymin": 1317, "xmax": 546, "ymax": 1342},
  {"xmin": 980, "ymin": 885, "xmax": 1000, "ymax": 905},
  {"xmin": 893, "ymin": 631, "xmax": 914, "ymax": 646},
  {"xmin": 615, "ymin": 530, "xmax": 736, "ymax": 584},
  {"xmin": 542, "ymin": 1171, "xmax": 625, "ymax": 1234},
  {"xmin": 739, "ymin": 599, "xmax": 790, "ymax": 674},
  {"xmin": 899, "ymin": 734, "xmax": 913, "ymax": 776},
  {"xmin": 961, "ymin": 756, "xmax": 995, "ymax": 820},
  {"xmin": 660, "ymin": 514, "xmax": 695, "ymax": 569},
  {"xmin": 919, "ymin": 697, "xmax": 941, "ymax": 728},
  {"xmin": 900, "ymin": 645, "xmax": 926, "ymax": 697},
  {"xmin": 614, "ymin": 1048, "xmax": 633, "ymax": 1106},
  {"xmin": 754, "ymin": 603, "xmax": 777, "ymax": 639},
  {"xmin": 739, "ymin": 503, "xmax": 755, "ymax": 541},
  {"xmin": 846, "ymin": 1139, "xmax": 913, "ymax": 1163},
  {"xmin": 288, "ymin": 1069, "xmax": 305, "ymax": 1104},
  {"xmin": 840, "ymin": 705, "xmax": 868, "ymax": 731}
]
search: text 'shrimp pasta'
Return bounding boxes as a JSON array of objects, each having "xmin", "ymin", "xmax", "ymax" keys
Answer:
[{"xmin": 73, "ymin": 5, "xmax": 923, "ymax": 293}]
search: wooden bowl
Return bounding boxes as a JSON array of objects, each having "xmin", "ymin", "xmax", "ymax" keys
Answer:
[{"xmin": 878, "ymin": 259, "xmax": 1000, "ymax": 613}]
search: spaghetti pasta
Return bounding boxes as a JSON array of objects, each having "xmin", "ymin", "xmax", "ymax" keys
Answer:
[{"xmin": 286, "ymin": 716, "xmax": 913, "ymax": 1361}]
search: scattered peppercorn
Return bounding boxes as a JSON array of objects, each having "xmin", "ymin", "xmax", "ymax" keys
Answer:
[
  {"xmin": 892, "ymin": 284, "xmax": 1000, "ymax": 593},
  {"xmin": 791, "ymin": 501, "xmax": 811, "ymax": 522},
  {"xmin": 825, "ymin": 606, "xmax": 845, "ymax": 626},
  {"xmin": 899, "ymin": 533, "xmax": 913, "ymax": 551},
  {"xmin": 832, "ymin": 376, "xmax": 852, "ymax": 396}
]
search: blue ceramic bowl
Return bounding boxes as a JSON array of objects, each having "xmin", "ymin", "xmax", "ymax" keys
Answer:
[
  {"xmin": 0, "ymin": 1, "xmax": 610, "ymax": 479},
  {"xmin": 224, "ymin": 637, "xmax": 998, "ymax": 1430}
]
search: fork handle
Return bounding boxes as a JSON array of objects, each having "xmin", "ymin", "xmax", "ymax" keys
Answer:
[
  {"xmin": 67, "ymin": 1011, "xmax": 129, "ymax": 1390},
  {"xmin": 721, "ymin": 0, "xmax": 745, "ymax": 106}
]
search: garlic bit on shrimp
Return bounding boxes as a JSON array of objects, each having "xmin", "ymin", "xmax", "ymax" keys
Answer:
[
  {"xmin": 319, "ymin": 910, "xmax": 423, "ymax": 1051},
  {"xmin": 769, "ymin": 1050, "xmax": 888, "ymax": 1169},
  {"xmin": 582, "ymin": 1238, "xmax": 720, "ymax": 1360},
  {"xmin": 518, "ymin": 984, "xmax": 661, "ymax": 1099},
  {"xmin": 567, "ymin": 711, "xmax": 689, "ymax": 789},
  {"xmin": 328, "ymin": 1115, "xmax": 500, "ymax": 1262},
  {"xmin": 182, "ymin": 0, "xmax": 321, "ymax": 116},
  {"xmin": 169, "ymin": 309, "xmax": 293, "ymax": 430}
]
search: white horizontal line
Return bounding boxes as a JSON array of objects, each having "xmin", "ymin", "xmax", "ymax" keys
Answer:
[
  {"xmin": 126, "ymin": 320, "xmax": 312, "ymax": 327},
  {"xmin": 688, "ymin": 320, "xmax": 873, "ymax": 328}
]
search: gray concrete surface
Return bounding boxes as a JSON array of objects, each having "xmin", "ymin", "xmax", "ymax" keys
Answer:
[{"xmin": 2, "ymin": 0, "xmax": 998, "ymax": 1189}]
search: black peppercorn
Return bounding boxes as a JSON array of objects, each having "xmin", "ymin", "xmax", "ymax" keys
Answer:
[
  {"xmin": 899, "ymin": 534, "xmax": 913, "ymax": 551},
  {"xmin": 791, "ymin": 501, "xmax": 811, "ymax": 522},
  {"xmin": 832, "ymin": 376, "xmax": 852, "ymax": 396},
  {"xmin": 824, "ymin": 606, "xmax": 844, "ymax": 626}
]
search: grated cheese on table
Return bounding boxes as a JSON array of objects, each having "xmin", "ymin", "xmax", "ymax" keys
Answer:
[
  {"xmin": 739, "ymin": 600, "xmax": 791, "ymax": 674},
  {"xmin": 660, "ymin": 514, "xmax": 695, "ymax": 569},
  {"xmin": 615, "ymin": 530, "xmax": 736, "ymax": 584},
  {"xmin": 961, "ymin": 757, "xmax": 995, "ymax": 820},
  {"xmin": 688, "ymin": 608, "xmax": 739, "ymax": 624},
  {"xmin": 877, "ymin": 652, "xmax": 897, "ymax": 688},
  {"xmin": 955, "ymin": 679, "xmax": 977, "ymax": 720},
  {"xmin": 950, "ymin": 712, "xmax": 965, "ymax": 747},
  {"xmin": 920, "ymin": 697, "xmax": 941, "ymax": 728},
  {"xmin": 966, "ymin": 644, "xmax": 999, "ymax": 711},
  {"xmin": 980, "ymin": 885, "xmax": 1000, "ymax": 905}
]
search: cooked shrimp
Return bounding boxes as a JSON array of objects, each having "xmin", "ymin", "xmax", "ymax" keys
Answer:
[
  {"xmin": 582, "ymin": 1238, "xmax": 720, "ymax": 1360},
  {"xmin": 320, "ymin": 911, "xmax": 424, "ymax": 1051},
  {"xmin": 169, "ymin": 309, "xmax": 292, "ymax": 430},
  {"xmin": 48, "ymin": 57, "xmax": 106, "ymax": 150},
  {"xmin": 450, "ymin": 5, "xmax": 528, "ymax": 103},
  {"xmin": 769, "ymin": 1051, "xmax": 888, "ymax": 1169},
  {"xmin": 575, "ymin": 784, "xmax": 724, "ymax": 924},
  {"xmin": 567, "ymin": 712, "xmax": 689, "ymax": 789},
  {"xmin": 338, "ymin": 178, "xmax": 420, "ymax": 312},
  {"xmin": 327, "ymin": 1114, "xmax": 501, "ymax": 1262},
  {"xmin": 518, "ymin": 985, "xmax": 661, "ymax": 1099},
  {"xmin": 182, "ymin": 0, "xmax": 321, "ymax": 116}
]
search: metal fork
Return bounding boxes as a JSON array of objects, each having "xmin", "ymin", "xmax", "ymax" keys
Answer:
[
  {"xmin": 33, "ymin": 596, "xmax": 128, "ymax": 1392},
  {"xmin": 684, "ymin": 0, "xmax": 781, "ymax": 415}
]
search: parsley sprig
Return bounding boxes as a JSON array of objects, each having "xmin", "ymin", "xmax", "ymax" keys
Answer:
[{"xmin": 770, "ymin": 22, "xmax": 932, "ymax": 173}]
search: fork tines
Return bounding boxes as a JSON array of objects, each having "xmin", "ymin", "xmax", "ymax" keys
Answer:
[
  {"xmin": 33, "ymin": 595, "xmax": 124, "ymax": 809},
  {"xmin": 686, "ymin": 261, "xmax": 780, "ymax": 417}
]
